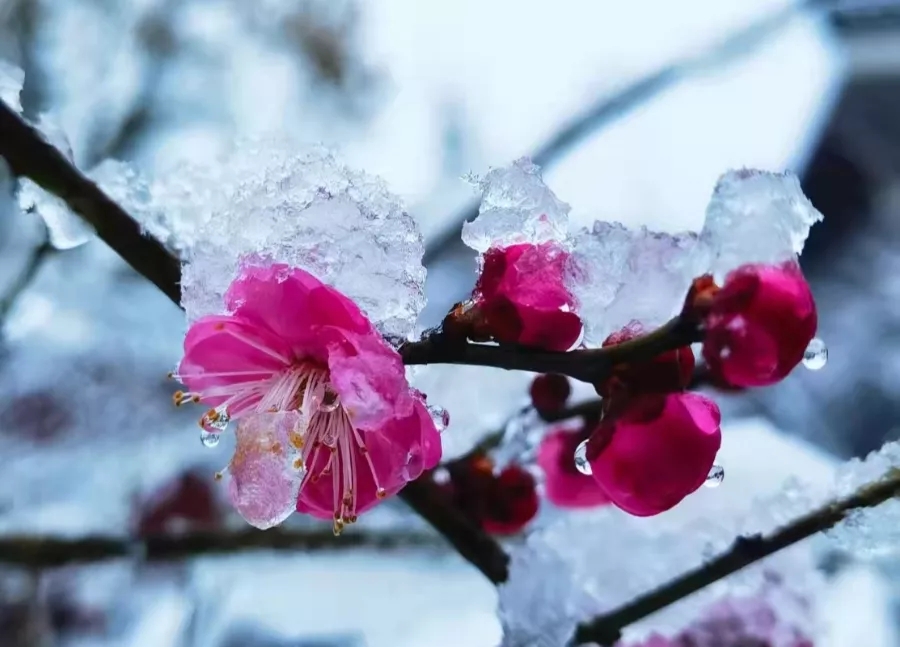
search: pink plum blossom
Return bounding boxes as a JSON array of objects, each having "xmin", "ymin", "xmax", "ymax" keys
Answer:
[
  {"xmin": 586, "ymin": 393, "xmax": 721, "ymax": 517},
  {"xmin": 474, "ymin": 242, "xmax": 582, "ymax": 351},
  {"xmin": 174, "ymin": 263, "xmax": 441, "ymax": 531},
  {"xmin": 703, "ymin": 262, "xmax": 817, "ymax": 387},
  {"xmin": 537, "ymin": 426, "xmax": 610, "ymax": 509}
]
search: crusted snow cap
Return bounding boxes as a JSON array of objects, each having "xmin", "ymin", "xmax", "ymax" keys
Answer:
[
  {"xmin": 179, "ymin": 143, "xmax": 427, "ymax": 339},
  {"xmin": 461, "ymin": 157, "xmax": 570, "ymax": 253}
]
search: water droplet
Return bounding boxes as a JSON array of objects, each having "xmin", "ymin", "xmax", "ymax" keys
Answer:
[
  {"xmin": 704, "ymin": 464, "xmax": 724, "ymax": 488},
  {"xmin": 200, "ymin": 429, "xmax": 220, "ymax": 448},
  {"xmin": 574, "ymin": 439, "xmax": 592, "ymax": 475},
  {"xmin": 802, "ymin": 338, "xmax": 828, "ymax": 370},
  {"xmin": 311, "ymin": 383, "xmax": 340, "ymax": 413},
  {"xmin": 427, "ymin": 404, "xmax": 449, "ymax": 433}
]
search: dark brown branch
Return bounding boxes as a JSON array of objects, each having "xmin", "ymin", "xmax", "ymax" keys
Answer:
[
  {"xmin": 571, "ymin": 467, "xmax": 900, "ymax": 646},
  {"xmin": 0, "ymin": 98, "xmax": 510, "ymax": 584},
  {"xmin": 0, "ymin": 101, "xmax": 181, "ymax": 303},
  {"xmin": 399, "ymin": 316, "xmax": 702, "ymax": 385},
  {"xmin": 0, "ymin": 527, "xmax": 446, "ymax": 569}
]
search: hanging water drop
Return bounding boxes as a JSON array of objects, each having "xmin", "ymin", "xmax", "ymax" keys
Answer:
[
  {"xmin": 704, "ymin": 464, "xmax": 724, "ymax": 487},
  {"xmin": 427, "ymin": 404, "xmax": 450, "ymax": 433},
  {"xmin": 200, "ymin": 405, "xmax": 230, "ymax": 433},
  {"xmin": 802, "ymin": 338, "xmax": 828, "ymax": 370},
  {"xmin": 200, "ymin": 429, "xmax": 221, "ymax": 448},
  {"xmin": 574, "ymin": 439, "xmax": 592, "ymax": 475}
]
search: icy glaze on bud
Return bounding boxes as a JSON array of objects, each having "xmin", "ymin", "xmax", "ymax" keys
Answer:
[
  {"xmin": 474, "ymin": 242, "xmax": 582, "ymax": 351},
  {"xmin": 596, "ymin": 321, "xmax": 695, "ymax": 399},
  {"xmin": 587, "ymin": 393, "xmax": 721, "ymax": 517},
  {"xmin": 175, "ymin": 263, "xmax": 441, "ymax": 530},
  {"xmin": 444, "ymin": 456, "xmax": 539, "ymax": 535},
  {"xmin": 702, "ymin": 262, "xmax": 817, "ymax": 388},
  {"xmin": 537, "ymin": 427, "xmax": 610, "ymax": 509},
  {"xmin": 529, "ymin": 373, "xmax": 571, "ymax": 417}
]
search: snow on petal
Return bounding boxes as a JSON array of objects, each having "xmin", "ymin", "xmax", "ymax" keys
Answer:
[
  {"xmin": 701, "ymin": 169, "xmax": 823, "ymax": 276},
  {"xmin": 461, "ymin": 157, "xmax": 570, "ymax": 253},
  {"xmin": 180, "ymin": 143, "xmax": 426, "ymax": 339}
]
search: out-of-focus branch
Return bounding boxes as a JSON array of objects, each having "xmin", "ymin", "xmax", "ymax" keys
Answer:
[
  {"xmin": 570, "ymin": 467, "xmax": 900, "ymax": 646},
  {"xmin": 423, "ymin": 0, "xmax": 832, "ymax": 264},
  {"xmin": 0, "ymin": 239, "xmax": 52, "ymax": 323},
  {"xmin": 0, "ymin": 102, "xmax": 182, "ymax": 303},
  {"xmin": 0, "ymin": 527, "xmax": 447, "ymax": 569}
]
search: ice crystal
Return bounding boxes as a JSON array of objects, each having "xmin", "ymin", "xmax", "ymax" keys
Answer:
[
  {"xmin": 179, "ymin": 143, "xmax": 426, "ymax": 339},
  {"xmin": 461, "ymin": 158, "xmax": 570, "ymax": 253},
  {"xmin": 0, "ymin": 60, "xmax": 24, "ymax": 114}
]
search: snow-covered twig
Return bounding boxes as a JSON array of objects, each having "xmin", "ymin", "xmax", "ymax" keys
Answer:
[
  {"xmin": 0, "ymin": 527, "xmax": 448, "ymax": 569},
  {"xmin": 570, "ymin": 467, "xmax": 900, "ymax": 646}
]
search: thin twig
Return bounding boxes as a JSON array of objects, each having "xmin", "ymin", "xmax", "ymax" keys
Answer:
[
  {"xmin": 0, "ymin": 527, "xmax": 448, "ymax": 569},
  {"xmin": 571, "ymin": 468, "xmax": 900, "ymax": 646},
  {"xmin": 0, "ymin": 239, "xmax": 53, "ymax": 323}
]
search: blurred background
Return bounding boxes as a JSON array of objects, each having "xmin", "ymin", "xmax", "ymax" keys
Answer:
[{"xmin": 1, "ymin": 0, "xmax": 899, "ymax": 645}]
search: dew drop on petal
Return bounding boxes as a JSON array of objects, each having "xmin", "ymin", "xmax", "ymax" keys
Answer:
[
  {"xmin": 201, "ymin": 405, "xmax": 231, "ymax": 433},
  {"xmin": 200, "ymin": 430, "xmax": 221, "ymax": 448},
  {"xmin": 802, "ymin": 337, "xmax": 828, "ymax": 370},
  {"xmin": 574, "ymin": 439, "xmax": 592, "ymax": 475},
  {"xmin": 427, "ymin": 404, "xmax": 450, "ymax": 433},
  {"xmin": 704, "ymin": 464, "xmax": 725, "ymax": 488}
]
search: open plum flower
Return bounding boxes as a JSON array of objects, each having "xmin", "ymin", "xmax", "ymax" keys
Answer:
[
  {"xmin": 702, "ymin": 262, "xmax": 817, "ymax": 388},
  {"xmin": 473, "ymin": 242, "xmax": 582, "ymax": 351},
  {"xmin": 174, "ymin": 262, "xmax": 441, "ymax": 531},
  {"xmin": 586, "ymin": 393, "xmax": 721, "ymax": 516}
]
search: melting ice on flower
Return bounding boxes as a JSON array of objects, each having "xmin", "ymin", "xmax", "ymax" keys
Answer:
[{"xmin": 175, "ymin": 263, "xmax": 441, "ymax": 531}]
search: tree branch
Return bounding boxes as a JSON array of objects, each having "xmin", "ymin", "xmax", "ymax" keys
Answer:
[
  {"xmin": 570, "ymin": 467, "xmax": 900, "ymax": 646},
  {"xmin": 0, "ymin": 527, "xmax": 448, "ymax": 569},
  {"xmin": 400, "ymin": 316, "xmax": 702, "ymax": 385}
]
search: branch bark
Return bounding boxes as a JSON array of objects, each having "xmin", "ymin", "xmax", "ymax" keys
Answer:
[
  {"xmin": 0, "ymin": 527, "xmax": 447, "ymax": 569},
  {"xmin": 571, "ymin": 468, "xmax": 900, "ymax": 646}
]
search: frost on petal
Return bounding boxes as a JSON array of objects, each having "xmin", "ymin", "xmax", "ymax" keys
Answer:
[
  {"xmin": 461, "ymin": 158, "xmax": 569, "ymax": 253},
  {"xmin": 702, "ymin": 169, "xmax": 823, "ymax": 276},
  {"xmin": 18, "ymin": 114, "xmax": 93, "ymax": 249},
  {"xmin": 226, "ymin": 411, "xmax": 308, "ymax": 530},
  {"xmin": 0, "ymin": 60, "xmax": 24, "ymax": 113},
  {"xmin": 566, "ymin": 222, "xmax": 709, "ymax": 345},
  {"xmin": 180, "ymin": 143, "xmax": 426, "ymax": 339},
  {"xmin": 825, "ymin": 440, "xmax": 900, "ymax": 558}
]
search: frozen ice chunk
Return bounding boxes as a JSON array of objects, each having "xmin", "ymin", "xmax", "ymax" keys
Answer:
[
  {"xmin": 17, "ymin": 114, "xmax": 93, "ymax": 249},
  {"xmin": 0, "ymin": 60, "xmax": 24, "ymax": 113},
  {"xmin": 566, "ymin": 221, "xmax": 709, "ymax": 345},
  {"xmin": 461, "ymin": 158, "xmax": 570, "ymax": 253},
  {"xmin": 702, "ymin": 169, "xmax": 823, "ymax": 276},
  {"xmin": 181, "ymin": 144, "xmax": 426, "ymax": 339},
  {"xmin": 825, "ymin": 441, "xmax": 900, "ymax": 558}
]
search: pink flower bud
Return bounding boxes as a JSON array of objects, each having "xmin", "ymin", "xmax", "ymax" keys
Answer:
[
  {"xmin": 587, "ymin": 393, "xmax": 721, "ymax": 516},
  {"xmin": 702, "ymin": 262, "xmax": 817, "ymax": 387}
]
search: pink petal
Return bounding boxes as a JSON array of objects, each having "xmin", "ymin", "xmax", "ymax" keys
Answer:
[{"xmin": 538, "ymin": 429, "xmax": 610, "ymax": 509}]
